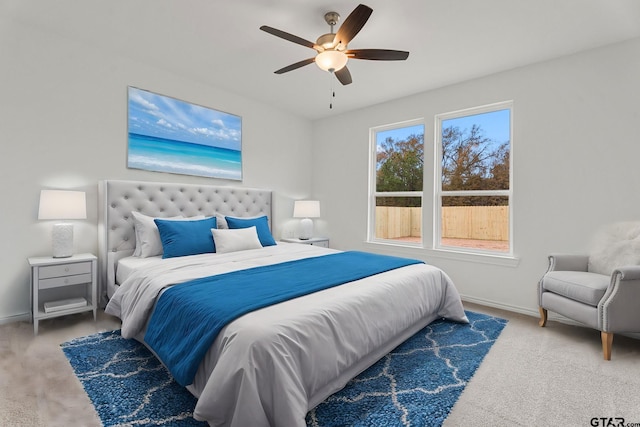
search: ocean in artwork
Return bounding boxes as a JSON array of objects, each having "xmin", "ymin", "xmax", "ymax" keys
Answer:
[{"xmin": 128, "ymin": 133, "xmax": 242, "ymax": 181}]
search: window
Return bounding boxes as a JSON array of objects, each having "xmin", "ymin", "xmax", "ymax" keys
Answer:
[
  {"xmin": 369, "ymin": 120, "xmax": 425, "ymax": 245},
  {"xmin": 435, "ymin": 102, "xmax": 512, "ymax": 254}
]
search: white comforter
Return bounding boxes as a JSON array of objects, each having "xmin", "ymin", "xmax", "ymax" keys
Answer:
[{"xmin": 106, "ymin": 243, "xmax": 467, "ymax": 427}]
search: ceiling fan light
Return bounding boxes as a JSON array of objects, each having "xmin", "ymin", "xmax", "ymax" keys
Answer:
[{"xmin": 315, "ymin": 50, "xmax": 348, "ymax": 73}]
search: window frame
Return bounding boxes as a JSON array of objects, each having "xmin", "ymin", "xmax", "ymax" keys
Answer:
[
  {"xmin": 434, "ymin": 101, "xmax": 513, "ymax": 256},
  {"xmin": 368, "ymin": 118, "xmax": 425, "ymax": 247}
]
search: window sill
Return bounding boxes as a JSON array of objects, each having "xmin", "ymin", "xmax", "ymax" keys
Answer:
[
  {"xmin": 363, "ymin": 241, "xmax": 520, "ymax": 267},
  {"xmin": 427, "ymin": 247, "xmax": 520, "ymax": 267}
]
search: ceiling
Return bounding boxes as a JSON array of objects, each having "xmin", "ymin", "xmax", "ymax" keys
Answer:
[{"xmin": 6, "ymin": 0, "xmax": 640, "ymax": 120}]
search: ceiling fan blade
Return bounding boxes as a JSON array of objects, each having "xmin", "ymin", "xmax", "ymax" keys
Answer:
[
  {"xmin": 260, "ymin": 26, "xmax": 321, "ymax": 51},
  {"xmin": 274, "ymin": 58, "xmax": 315, "ymax": 74},
  {"xmin": 334, "ymin": 66, "xmax": 352, "ymax": 85},
  {"xmin": 333, "ymin": 4, "xmax": 373, "ymax": 48},
  {"xmin": 345, "ymin": 49, "xmax": 410, "ymax": 61}
]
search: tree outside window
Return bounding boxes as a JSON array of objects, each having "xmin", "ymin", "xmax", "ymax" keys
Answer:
[
  {"xmin": 437, "ymin": 103, "xmax": 512, "ymax": 253},
  {"xmin": 369, "ymin": 102, "xmax": 512, "ymax": 255},
  {"xmin": 370, "ymin": 121, "xmax": 425, "ymax": 244}
]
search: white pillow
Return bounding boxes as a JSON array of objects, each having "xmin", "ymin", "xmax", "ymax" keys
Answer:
[
  {"xmin": 211, "ymin": 226, "xmax": 263, "ymax": 254},
  {"xmin": 132, "ymin": 212, "xmax": 205, "ymax": 258}
]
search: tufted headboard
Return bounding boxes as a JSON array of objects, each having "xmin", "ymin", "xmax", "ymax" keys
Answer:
[{"xmin": 98, "ymin": 180, "xmax": 272, "ymax": 304}]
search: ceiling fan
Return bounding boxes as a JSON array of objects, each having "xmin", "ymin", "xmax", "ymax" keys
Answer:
[{"xmin": 260, "ymin": 4, "xmax": 409, "ymax": 86}]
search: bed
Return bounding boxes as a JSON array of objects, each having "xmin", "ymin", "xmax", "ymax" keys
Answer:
[{"xmin": 98, "ymin": 179, "xmax": 468, "ymax": 427}]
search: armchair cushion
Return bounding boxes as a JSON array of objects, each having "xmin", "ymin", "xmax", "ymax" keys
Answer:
[{"xmin": 541, "ymin": 271, "xmax": 609, "ymax": 306}]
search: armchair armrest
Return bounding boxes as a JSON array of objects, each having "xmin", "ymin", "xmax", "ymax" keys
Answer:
[
  {"xmin": 548, "ymin": 254, "xmax": 589, "ymax": 272},
  {"xmin": 599, "ymin": 266, "xmax": 640, "ymax": 332},
  {"xmin": 612, "ymin": 265, "xmax": 640, "ymax": 281}
]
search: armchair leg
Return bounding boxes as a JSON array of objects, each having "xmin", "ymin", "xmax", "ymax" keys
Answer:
[
  {"xmin": 538, "ymin": 307, "xmax": 548, "ymax": 327},
  {"xmin": 601, "ymin": 332, "xmax": 613, "ymax": 361}
]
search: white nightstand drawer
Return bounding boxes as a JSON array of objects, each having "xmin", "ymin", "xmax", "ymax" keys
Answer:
[
  {"xmin": 38, "ymin": 262, "xmax": 92, "ymax": 279},
  {"xmin": 39, "ymin": 273, "xmax": 92, "ymax": 290}
]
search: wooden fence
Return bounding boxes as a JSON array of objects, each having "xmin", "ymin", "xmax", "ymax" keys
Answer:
[{"xmin": 375, "ymin": 206, "xmax": 509, "ymax": 241}]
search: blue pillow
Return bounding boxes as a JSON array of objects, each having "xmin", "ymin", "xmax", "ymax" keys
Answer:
[
  {"xmin": 155, "ymin": 217, "xmax": 217, "ymax": 259},
  {"xmin": 225, "ymin": 215, "xmax": 276, "ymax": 247}
]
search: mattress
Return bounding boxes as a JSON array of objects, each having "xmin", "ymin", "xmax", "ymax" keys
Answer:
[
  {"xmin": 116, "ymin": 255, "xmax": 162, "ymax": 285},
  {"xmin": 105, "ymin": 243, "xmax": 467, "ymax": 427}
]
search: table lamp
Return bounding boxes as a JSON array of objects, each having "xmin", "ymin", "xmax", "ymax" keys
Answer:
[
  {"xmin": 38, "ymin": 190, "xmax": 87, "ymax": 258},
  {"xmin": 293, "ymin": 200, "xmax": 320, "ymax": 240}
]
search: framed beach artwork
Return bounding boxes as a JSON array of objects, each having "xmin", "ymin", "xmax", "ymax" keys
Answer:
[{"xmin": 127, "ymin": 87, "xmax": 242, "ymax": 181}]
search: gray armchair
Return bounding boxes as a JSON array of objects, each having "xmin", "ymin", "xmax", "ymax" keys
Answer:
[{"xmin": 538, "ymin": 253, "xmax": 640, "ymax": 360}]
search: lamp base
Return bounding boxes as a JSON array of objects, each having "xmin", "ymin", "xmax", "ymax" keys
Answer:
[
  {"xmin": 52, "ymin": 223, "xmax": 74, "ymax": 258},
  {"xmin": 298, "ymin": 218, "xmax": 313, "ymax": 240}
]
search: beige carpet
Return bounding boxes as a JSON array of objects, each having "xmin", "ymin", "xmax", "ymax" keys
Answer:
[
  {"xmin": 1, "ymin": 304, "xmax": 639, "ymax": 426},
  {"xmin": 0, "ymin": 311, "xmax": 119, "ymax": 427},
  {"xmin": 445, "ymin": 304, "xmax": 640, "ymax": 427}
]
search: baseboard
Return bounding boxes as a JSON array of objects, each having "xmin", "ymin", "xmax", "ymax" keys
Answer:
[
  {"xmin": 0, "ymin": 312, "xmax": 31, "ymax": 326},
  {"xmin": 461, "ymin": 294, "xmax": 538, "ymax": 317},
  {"xmin": 461, "ymin": 294, "xmax": 585, "ymax": 327}
]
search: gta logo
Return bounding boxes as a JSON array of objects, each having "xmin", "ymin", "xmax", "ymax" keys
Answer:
[{"xmin": 590, "ymin": 418, "xmax": 624, "ymax": 427}]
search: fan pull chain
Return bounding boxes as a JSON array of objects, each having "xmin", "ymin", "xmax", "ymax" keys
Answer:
[{"xmin": 329, "ymin": 73, "xmax": 336, "ymax": 110}]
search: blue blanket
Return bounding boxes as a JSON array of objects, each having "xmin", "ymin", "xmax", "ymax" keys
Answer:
[{"xmin": 144, "ymin": 251, "xmax": 423, "ymax": 386}]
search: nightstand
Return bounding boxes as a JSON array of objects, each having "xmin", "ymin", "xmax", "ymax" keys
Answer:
[
  {"xmin": 281, "ymin": 237, "xmax": 330, "ymax": 248},
  {"xmin": 28, "ymin": 253, "xmax": 97, "ymax": 334}
]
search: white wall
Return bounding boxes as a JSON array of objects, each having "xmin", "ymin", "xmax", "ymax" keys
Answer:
[
  {"xmin": 3, "ymin": 12, "xmax": 639, "ymax": 325},
  {"xmin": 0, "ymin": 18, "xmax": 313, "ymax": 322},
  {"xmin": 311, "ymin": 37, "xmax": 640, "ymax": 316}
]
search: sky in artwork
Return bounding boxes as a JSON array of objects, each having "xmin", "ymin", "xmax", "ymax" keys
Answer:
[{"xmin": 127, "ymin": 87, "xmax": 241, "ymax": 151}]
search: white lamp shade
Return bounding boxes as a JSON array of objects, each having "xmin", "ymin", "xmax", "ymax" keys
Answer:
[
  {"xmin": 293, "ymin": 200, "xmax": 320, "ymax": 218},
  {"xmin": 38, "ymin": 190, "xmax": 87, "ymax": 220}
]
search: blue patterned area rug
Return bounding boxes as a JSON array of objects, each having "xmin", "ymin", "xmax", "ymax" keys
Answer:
[
  {"xmin": 306, "ymin": 311, "xmax": 507, "ymax": 427},
  {"xmin": 61, "ymin": 330, "xmax": 206, "ymax": 427},
  {"xmin": 61, "ymin": 311, "xmax": 506, "ymax": 427}
]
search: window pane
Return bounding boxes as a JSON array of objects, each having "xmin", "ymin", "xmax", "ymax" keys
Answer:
[
  {"xmin": 371, "ymin": 122, "xmax": 424, "ymax": 245},
  {"xmin": 376, "ymin": 125, "xmax": 424, "ymax": 192},
  {"xmin": 375, "ymin": 196, "xmax": 421, "ymax": 243},
  {"xmin": 441, "ymin": 109, "xmax": 510, "ymax": 191},
  {"xmin": 441, "ymin": 196, "xmax": 509, "ymax": 252}
]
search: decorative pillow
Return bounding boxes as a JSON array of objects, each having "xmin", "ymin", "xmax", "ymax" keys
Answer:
[
  {"xmin": 225, "ymin": 215, "xmax": 276, "ymax": 247},
  {"xmin": 588, "ymin": 221, "xmax": 640, "ymax": 276},
  {"xmin": 132, "ymin": 212, "xmax": 183, "ymax": 258},
  {"xmin": 155, "ymin": 216, "xmax": 217, "ymax": 259},
  {"xmin": 215, "ymin": 214, "xmax": 229, "ymax": 229},
  {"xmin": 216, "ymin": 214, "xmax": 264, "ymax": 230},
  {"xmin": 211, "ymin": 226, "xmax": 263, "ymax": 254}
]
